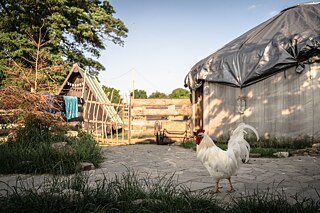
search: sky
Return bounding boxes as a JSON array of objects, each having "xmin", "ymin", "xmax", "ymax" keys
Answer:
[{"xmin": 98, "ymin": 0, "xmax": 307, "ymax": 98}]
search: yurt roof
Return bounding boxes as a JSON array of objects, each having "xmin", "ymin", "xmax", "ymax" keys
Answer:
[{"xmin": 184, "ymin": 2, "xmax": 320, "ymax": 90}]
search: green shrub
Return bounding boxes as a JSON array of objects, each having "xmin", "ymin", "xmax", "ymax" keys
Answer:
[{"xmin": 0, "ymin": 117, "xmax": 103, "ymax": 175}]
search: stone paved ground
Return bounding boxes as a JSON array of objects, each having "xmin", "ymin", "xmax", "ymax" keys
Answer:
[
  {"xmin": 1, "ymin": 143, "xmax": 320, "ymax": 203},
  {"xmin": 97, "ymin": 144, "xmax": 320, "ymax": 202}
]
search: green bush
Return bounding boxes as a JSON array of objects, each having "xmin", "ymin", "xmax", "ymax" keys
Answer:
[{"xmin": 0, "ymin": 117, "xmax": 103, "ymax": 175}]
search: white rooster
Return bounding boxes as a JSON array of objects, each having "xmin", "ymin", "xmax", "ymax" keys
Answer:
[{"xmin": 195, "ymin": 123, "xmax": 259, "ymax": 193}]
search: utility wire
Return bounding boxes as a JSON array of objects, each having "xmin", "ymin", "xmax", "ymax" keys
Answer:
[
  {"xmin": 134, "ymin": 69, "xmax": 162, "ymax": 92},
  {"xmin": 106, "ymin": 68, "xmax": 166, "ymax": 94},
  {"xmin": 107, "ymin": 69, "xmax": 133, "ymax": 80}
]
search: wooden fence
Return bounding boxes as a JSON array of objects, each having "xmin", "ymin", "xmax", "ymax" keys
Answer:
[
  {"xmin": 0, "ymin": 98, "xmax": 192, "ymax": 145},
  {"xmin": 129, "ymin": 98, "xmax": 192, "ymax": 141}
]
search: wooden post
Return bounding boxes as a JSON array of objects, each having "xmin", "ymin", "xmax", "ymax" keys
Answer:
[
  {"xmin": 92, "ymin": 100, "xmax": 98, "ymax": 140},
  {"xmin": 81, "ymin": 67, "xmax": 86, "ymax": 99},
  {"xmin": 121, "ymin": 101, "xmax": 125, "ymax": 143},
  {"xmin": 115, "ymin": 122, "xmax": 119, "ymax": 144},
  {"xmin": 87, "ymin": 91, "xmax": 94, "ymax": 133},
  {"xmin": 104, "ymin": 114, "xmax": 109, "ymax": 143},
  {"xmin": 128, "ymin": 95, "xmax": 132, "ymax": 144},
  {"xmin": 110, "ymin": 120, "xmax": 113, "ymax": 144},
  {"xmin": 82, "ymin": 86, "xmax": 88, "ymax": 131},
  {"xmin": 101, "ymin": 102, "xmax": 106, "ymax": 143}
]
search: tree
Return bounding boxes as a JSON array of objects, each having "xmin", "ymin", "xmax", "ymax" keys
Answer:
[
  {"xmin": 0, "ymin": 26, "xmax": 66, "ymax": 92},
  {"xmin": 0, "ymin": 0, "xmax": 128, "ymax": 91},
  {"xmin": 131, "ymin": 89, "xmax": 147, "ymax": 99},
  {"xmin": 102, "ymin": 86, "xmax": 122, "ymax": 104},
  {"xmin": 169, "ymin": 88, "xmax": 191, "ymax": 99},
  {"xmin": 149, "ymin": 91, "xmax": 167, "ymax": 99}
]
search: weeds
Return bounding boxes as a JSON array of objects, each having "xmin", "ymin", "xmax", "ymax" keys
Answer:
[{"xmin": 180, "ymin": 139, "xmax": 197, "ymax": 150}]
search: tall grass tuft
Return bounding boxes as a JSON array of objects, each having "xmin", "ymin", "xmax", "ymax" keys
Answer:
[
  {"xmin": 1, "ymin": 172, "xmax": 319, "ymax": 212},
  {"xmin": 226, "ymin": 188, "xmax": 320, "ymax": 213},
  {"xmin": 0, "ymin": 171, "xmax": 223, "ymax": 212}
]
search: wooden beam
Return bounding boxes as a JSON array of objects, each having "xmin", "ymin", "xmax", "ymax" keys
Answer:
[
  {"xmin": 131, "ymin": 108, "xmax": 191, "ymax": 116},
  {"xmin": 132, "ymin": 99, "xmax": 191, "ymax": 107}
]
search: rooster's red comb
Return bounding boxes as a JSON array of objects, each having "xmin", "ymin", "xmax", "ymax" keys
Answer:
[{"xmin": 196, "ymin": 129, "xmax": 205, "ymax": 136}]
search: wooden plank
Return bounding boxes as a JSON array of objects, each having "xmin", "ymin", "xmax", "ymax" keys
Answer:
[
  {"xmin": 86, "ymin": 91, "xmax": 94, "ymax": 132},
  {"xmin": 93, "ymin": 101, "xmax": 98, "ymax": 137},
  {"xmin": 85, "ymin": 100, "xmax": 122, "ymax": 107},
  {"xmin": 131, "ymin": 108, "xmax": 191, "ymax": 116},
  {"xmin": 121, "ymin": 102, "xmax": 125, "ymax": 142},
  {"xmin": 132, "ymin": 99, "xmax": 191, "ymax": 107},
  {"xmin": 101, "ymin": 101, "xmax": 106, "ymax": 139}
]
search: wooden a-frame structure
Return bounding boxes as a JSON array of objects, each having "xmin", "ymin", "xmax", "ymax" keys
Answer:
[{"xmin": 57, "ymin": 64, "xmax": 124, "ymax": 141}]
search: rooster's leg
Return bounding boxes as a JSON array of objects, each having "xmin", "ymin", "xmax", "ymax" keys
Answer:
[
  {"xmin": 214, "ymin": 181, "xmax": 221, "ymax": 193},
  {"xmin": 227, "ymin": 177, "xmax": 235, "ymax": 193}
]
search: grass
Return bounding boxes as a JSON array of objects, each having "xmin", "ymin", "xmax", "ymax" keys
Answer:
[
  {"xmin": 250, "ymin": 147, "xmax": 293, "ymax": 157},
  {"xmin": 0, "ymin": 171, "xmax": 319, "ymax": 213},
  {"xmin": 225, "ymin": 188, "xmax": 320, "ymax": 213},
  {"xmin": 180, "ymin": 138, "xmax": 297, "ymax": 158},
  {"xmin": 0, "ymin": 117, "xmax": 103, "ymax": 175}
]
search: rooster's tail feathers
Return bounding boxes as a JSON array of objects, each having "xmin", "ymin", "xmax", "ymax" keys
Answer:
[
  {"xmin": 230, "ymin": 123, "xmax": 259, "ymax": 142},
  {"xmin": 228, "ymin": 123, "xmax": 259, "ymax": 163}
]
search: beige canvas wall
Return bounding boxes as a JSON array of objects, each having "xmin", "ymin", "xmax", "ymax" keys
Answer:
[{"xmin": 203, "ymin": 62, "xmax": 320, "ymax": 139}]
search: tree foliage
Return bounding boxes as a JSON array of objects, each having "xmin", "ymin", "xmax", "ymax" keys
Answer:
[
  {"xmin": 0, "ymin": 0, "xmax": 128, "ymax": 91},
  {"xmin": 131, "ymin": 89, "xmax": 147, "ymax": 99},
  {"xmin": 149, "ymin": 91, "xmax": 167, "ymax": 99},
  {"xmin": 102, "ymin": 86, "xmax": 122, "ymax": 104},
  {"xmin": 168, "ymin": 88, "xmax": 191, "ymax": 99}
]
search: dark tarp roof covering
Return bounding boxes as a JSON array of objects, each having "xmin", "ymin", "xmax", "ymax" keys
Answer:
[{"xmin": 184, "ymin": 2, "xmax": 320, "ymax": 90}]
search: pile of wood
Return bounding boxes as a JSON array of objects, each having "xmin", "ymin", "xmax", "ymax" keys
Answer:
[
  {"xmin": 130, "ymin": 98, "xmax": 192, "ymax": 140},
  {"xmin": 0, "ymin": 87, "xmax": 52, "ymax": 111},
  {"xmin": 0, "ymin": 87, "xmax": 65, "ymax": 132}
]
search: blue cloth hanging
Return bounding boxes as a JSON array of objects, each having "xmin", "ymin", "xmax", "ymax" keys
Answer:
[{"xmin": 63, "ymin": 96, "xmax": 78, "ymax": 120}]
